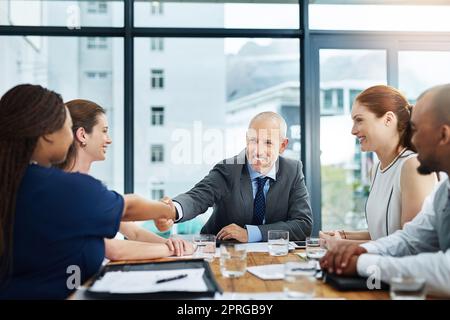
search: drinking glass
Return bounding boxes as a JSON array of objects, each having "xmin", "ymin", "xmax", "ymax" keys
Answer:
[
  {"xmin": 283, "ymin": 261, "xmax": 316, "ymax": 299},
  {"xmin": 390, "ymin": 276, "xmax": 426, "ymax": 300},
  {"xmin": 193, "ymin": 234, "xmax": 216, "ymax": 262},
  {"xmin": 268, "ymin": 230, "xmax": 289, "ymax": 256},
  {"xmin": 220, "ymin": 243, "xmax": 247, "ymax": 278},
  {"xmin": 305, "ymin": 237, "xmax": 327, "ymax": 260}
]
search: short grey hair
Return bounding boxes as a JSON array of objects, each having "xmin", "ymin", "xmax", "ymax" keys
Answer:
[{"xmin": 248, "ymin": 111, "xmax": 288, "ymax": 138}]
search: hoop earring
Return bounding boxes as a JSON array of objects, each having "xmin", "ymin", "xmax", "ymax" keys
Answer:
[{"xmin": 81, "ymin": 142, "xmax": 87, "ymax": 148}]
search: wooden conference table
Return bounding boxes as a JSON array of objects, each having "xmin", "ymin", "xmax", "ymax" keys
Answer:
[{"xmin": 70, "ymin": 249, "xmax": 389, "ymax": 300}]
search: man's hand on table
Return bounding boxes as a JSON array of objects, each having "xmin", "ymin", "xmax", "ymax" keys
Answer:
[{"xmin": 320, "ymin": 242, "xmax": 367, "ymax": 276}]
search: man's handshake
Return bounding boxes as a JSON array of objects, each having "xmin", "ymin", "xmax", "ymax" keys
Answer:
[{"xmin": 156, "ymin": 196, "xmax": 176, "ymax": 232}]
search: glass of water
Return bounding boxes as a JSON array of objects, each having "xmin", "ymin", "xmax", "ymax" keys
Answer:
[
  {"xmin": 390, "ymin": 276, "xmax": 426, "ymax": 300},
  {"xmin": 306, "ymin": 237, "xmax": 327, "ymax": 261},
  {"xmin": 283, "ymin": 261, "xmax": 316, "ymax": 299},
  {"xmin": 268, "ymin": 230, "xmax": 289, "ymax": 256},
  {"xmin": 193, "ymin": 234, "xmax": 216, "ymax": 262},
  {"xmin": 220, "ymin": 243, "xmax": 247, "ymax": 278}
]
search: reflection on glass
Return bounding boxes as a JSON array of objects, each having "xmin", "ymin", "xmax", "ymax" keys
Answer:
[
  {"xmin": 134, "ymin": 1, "xmax": 299, "ymax": 29},
  {"xmin": 0, "ymin": 0, "xmax": 123, "ymax": 27},
  {"xmin": 310, "ymin": 4, "xmax": 450, "ymax": 31},
  {"xmin": 319, "ymin": 49, "xmax": 387, "ymax": 231},
  {"xmin": 134, "ymin": 38, "xmax": 300, "ymax": 235},
  {"xmin": 0, "ymin": 36, "xmax": 124, "ymax": 192},
  {"xmin": 399, "ymin": 51, "xmax": 450, "ymax": 103}
]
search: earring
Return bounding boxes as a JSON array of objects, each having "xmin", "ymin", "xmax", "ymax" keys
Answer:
[{"xmin": 81, "ymin": 142, "xmax": 87, "ymax": 147}]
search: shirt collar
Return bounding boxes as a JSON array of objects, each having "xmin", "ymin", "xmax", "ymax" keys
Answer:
[{"xmin": 246, "ymin": 160, "xmax": 277, "ymax": 181}]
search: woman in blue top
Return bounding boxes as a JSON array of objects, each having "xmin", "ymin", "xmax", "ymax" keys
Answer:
[{"xmin": 0, "ymin": 84, "xmax": 176, "ymax": 299}]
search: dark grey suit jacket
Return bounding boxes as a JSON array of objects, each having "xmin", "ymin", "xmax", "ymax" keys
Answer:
[{"xmin": 174, "ymin": 150, "xmax": 313, "ymax": 241}]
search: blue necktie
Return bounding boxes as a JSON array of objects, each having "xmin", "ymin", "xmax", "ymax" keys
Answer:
[{"xmin": 252, "ymin": 176, "xmax": 269, "ymax": 225}]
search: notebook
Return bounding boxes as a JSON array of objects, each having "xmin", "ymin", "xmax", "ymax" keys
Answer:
[
  {"xmin": 324, "ymin": 272, "xmax": 389, "ymax": 291},
  {"xmin": 85, "ymin": 259, "xmax": 222, "ymax": 299}
]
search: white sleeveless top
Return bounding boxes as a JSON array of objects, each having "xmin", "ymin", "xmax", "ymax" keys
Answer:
[{"xmin": 366, "ymin": 149, "xmax": 417, "ymax": 240}]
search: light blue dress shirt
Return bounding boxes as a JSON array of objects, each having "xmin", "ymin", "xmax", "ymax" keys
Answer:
[{"xmin": 246, "ymin": 163, "xmax": 277, "ymax": 242}]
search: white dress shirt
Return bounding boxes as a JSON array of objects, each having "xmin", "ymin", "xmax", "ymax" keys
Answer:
[{"xmin": 357, "ymin": 176, "xmax": 450, "ymax": 297}]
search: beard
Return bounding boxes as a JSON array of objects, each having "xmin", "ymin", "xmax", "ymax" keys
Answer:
[
  {"xmin": 417, "ymin": 164, "xmax": 434, "ymax": 175},
  {"xmin": 417, "ymin": 156, "xmax": 440, "ymax": 175}
]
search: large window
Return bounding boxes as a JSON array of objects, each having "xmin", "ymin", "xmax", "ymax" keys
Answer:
[
  {"xmin": 319, "ymin": 49, "xmax": 387, "ymax": 232},
  {"xmin": 1, "ymin": 0, "xmax": 303, "ymax": 237},
  {"xmin": 0, "ymin": 36, "xmax": 124, "ymax": 192},
  {"xmin": 134, "ymin": 1, "xmax": 299, "ymax": 28},
  {"xmin": 3, "ymin": 0, "xmax": 123, "ymax": 27},
  {"xmin": 4, "ymin": 1, "xmax": 450, "ymax": 236},
  {"xmin": 399, "ymin": 51, "xmax": 450, "ymax": 103},
  {"xmin": 134, "ymin": 37, "xmax": 300, "ymax": 234},
  {"xmin": 309, "ymin": 4, "xmax": 450, "ymax": 31}
]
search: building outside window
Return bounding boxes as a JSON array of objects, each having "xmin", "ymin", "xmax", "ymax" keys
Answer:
[
  {"xmin": 87, "ymin": 2, "xmax": 108, "ymax": 14},
  {"xmin": 151, "ymin": 144, "xmax": 164, "ymax": 163},
  {"xmin": 150, "ymin": 38, "xmax": 164, "ymax": 51},
  {"xmin": 87, "ymin": 37, "xmax": 108, "ymax": 49},
  {"xmin": 151, "ymin": 188, "xmax": 164, "ymax": 201},
  {"xmin": 151, "ymin": 106, "xmax": 164, "ymax": 126},
  {"xmin": 151, "ymin": 69, "xmax": 164, "ymax": 89},
  {"xmin": 150, "ymin": 1, "xmax": 163, "ymax": 15}
]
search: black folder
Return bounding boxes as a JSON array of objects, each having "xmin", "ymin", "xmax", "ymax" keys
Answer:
[
  {"xmin": 324, "ymin": 272, "xmax": 389, "ymax": 291},
  {"xmin": 85, "ymin": 259, "xmax": 222, "ymax": 299},
  {"xmin": 215, "ymin": 239, "xmax": 240, "ymax": 247}
]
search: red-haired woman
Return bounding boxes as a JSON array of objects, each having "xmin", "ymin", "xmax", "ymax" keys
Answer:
[{"xmin": 321, "ymin": 85, "xmax": 437, "ymax": 247}]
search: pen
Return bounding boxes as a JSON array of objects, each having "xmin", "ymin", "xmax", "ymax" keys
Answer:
[
  {"xmin": 292, "ymin": 267, "xmax": 315, "ymax": 272},
  {"xmin": 155, "ymin": 273, "xmax": 188, "ymax": 284}
]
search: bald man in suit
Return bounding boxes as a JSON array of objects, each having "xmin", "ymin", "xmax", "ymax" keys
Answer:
[{"xmin": 156, "ymin": 112, "xmax": 313, "ymax": 243}]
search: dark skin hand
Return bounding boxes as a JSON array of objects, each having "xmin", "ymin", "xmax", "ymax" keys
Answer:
[{"xmin": 320, "ymin": 242, "xmax": 368, "ymax": 275}]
